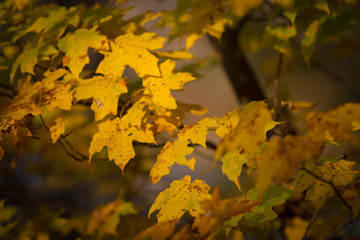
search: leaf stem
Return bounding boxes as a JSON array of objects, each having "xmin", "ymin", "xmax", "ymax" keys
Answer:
[{"xmin": 194, "ymin": 164, "xmax": 221, "ymax": 181}]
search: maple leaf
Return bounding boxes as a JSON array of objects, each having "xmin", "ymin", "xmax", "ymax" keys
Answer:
[
  {"xmin": 19, "ymin": 6, "xmax": 80, "ymax": 40},
  {"xmin": 11, "ymin": 39, "xmax": 58, "ymax": 81},
  {"xmin": 306, "ymin": 102, "xmax": 360, "ymax": 144},
  {"xmin": 97, "ymin": 32, "xmax": 165, "ymax": 78},
  {"xmin": 86, "ymin": 199, "xmax": 137, "ymax": 236},
  {"xmin": 193, "ymin": 187, "xmax": 259, "ymax": 237},
  {"xmin": 294, "ymin": 160, "xmax": 359, "ymax": 210},
  {"xmin": 135, "ymin": 219, "xmax": 179, "ymax": 240},
  {"xmin": 150, "ymin": 140, "xmax": 195, "ymax": 184},
  {"xmin": 58, "ymin": 28, "xmax": 107, "ymax": 78},
  {"xmin": 240, "ymin": 186, "xmax": 292, "ymax": 226},
  {"xmin": 215, "ymin": 101, "xmax": 279, "ymax": 164},
  {"xmin": 157, "ymin": 0, "xmax": 232, "ymax": 49},
  {"xmin": 220, "ymin": 149, "xmax": 248, "ymax": 191},
  {"xmin": 49, "ymin": 118, "xmax": 65, "ymax": 143},
  {"xmin": 142, "ymin": 59, "xmax": 195, "ymax": 109},
  {"xmin": 255, "ymin": 135, "xmax": 325, "ymax": 197},
  {"xmin": 74, "ymin": 75, "xmax": 127, "ymax": 121},
  {"xmin": 150, "ymin": 118, "xmax": 217, "ymax": 184},
  {"xmin": 214, "ymin": 108, "xmax": 241, "ymax": 138},
  {"xmin": 89, "ymin": 118, "xmax": 156, "ymax": 173},
  {"xmin": 148, "ymin": 175, "xmax": 211, "ymax": 223}
]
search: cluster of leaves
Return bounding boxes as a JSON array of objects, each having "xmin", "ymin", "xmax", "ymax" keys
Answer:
[{"xmin": 1, "ymin": 0, "xmax": 360, "ymax": 239}]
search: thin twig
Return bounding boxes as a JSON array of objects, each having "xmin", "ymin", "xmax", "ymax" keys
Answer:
[
  {"xmin": 301, "ymin": 166, "xmax": 353, "ymax": 214},
  {"xmin": 194, "ymin": 164, "xmax": 221, "ymax": 181},
  {"xmin": 39, "ymin": 115, "xmax": 87, "ymax": 161},
  {"xmin": 324, "ymin": 216, "xmax": 352, "ymax": 240},
  {"xmin": 302, "ymin": 196, "xmax": 336, "ymax": 239}
]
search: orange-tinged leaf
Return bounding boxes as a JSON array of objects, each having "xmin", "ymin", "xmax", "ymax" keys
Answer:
[
  {"xmin": 150, "ymin": 140, "xmax": 195, "ymax": 184},
  {"xmin": 215, "ymin": 101, "xmax": 278, "ymax": 162},
  {"xmin": 58, "ymin": 28, "xmax": 107, "ymax": 78},
  {"xmin": 148, "ymin": 175, "xmax": 211, "ymax": 223},
  {"xmin": 142, "ymin": 59, "xmax": 195, "ymax": 109},
  {"xmin": 89, "ymin": 118, "xmax": 155, "ymax": 172},
  {"xmin": 74, "ymin": 75, "xmax": 127, "ymax": 121},
  {"xmin": 135, "ymin": 219, "xmax": 178, "ymax": 240},
  {"xmin": 49, "ymin": 118, "xmax": 65, "ymax": 143},
  {"xmin": 220, "ymin": 149, "xmax": 248, "ymax": 191},
  {"xmin": 86, "ymin": 199, "xmax": 137, "ymax": 236},
  {"xmin": 97, "ymin": 32, "xmax": 165, "ymax": 78}
]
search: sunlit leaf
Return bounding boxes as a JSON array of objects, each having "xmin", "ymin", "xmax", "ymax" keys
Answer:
[
  {"xmin": 97, "ymin": 32, "xmax": 165, "ymax": 78},
  {"xmin": 58, "ymin": 28, "xmax": 107, "ymax": 78},
  {"xmin": 215, "ymin": 101, "xmax": 278, "ymax": 164},
  {"xmin": 220, "ymin": 149, "xmax": 248, "ymax": 191},
  {"xmin": 142, "ymin": 59, "xmax": 195, "ymax": 109},
  {"xmin": 74, "ymin": 75, "xmax": 127, "ymax": 121},
  {"xmin": 49, "ymin": 118, "xmax": 65, "ymax": 143},
  {"xmin": 148, "ymin": 175, "xmax": 211, "ymax": 222},
  {"xmin": 89, "ymin": 118, "xmax": 156, "ymax": 172}
]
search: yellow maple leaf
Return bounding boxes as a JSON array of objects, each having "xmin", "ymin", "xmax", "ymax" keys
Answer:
[
  {"xmin": 214, "ymin": 108, "xmax": 241, "ymax": 138},
  {"xmin": 150, "ymin": 140, "xmax": 195, "ymax": 184},
  {"xmin": 306, "ymin": 103, "xmax": 360, "ymax": 145},
  {"xmin": 135, "ymin": 219, "xmax": 179, "ymax": 240},
  {"xmin": 89, "ymin": 118, "xmax": 155, "ymax": 172},
  {"xmin": 142, "ymin": 59, "xmax": 195, "ymax": 109},
  {"xmin": 58, "ymin": 28, "xmax": 107, "ymax": 78},
  {"xmin": 284, "ymin": 217, "xmax": 309, "ymax": 240},
  {"xmin": 215, "ymin": 101, "xmax": 278, "ymax": 162},
  {"xmin": 193, "ymin": 187, "xmax": 258, "ymax": 238},
  {"xmin": 86, "ymin": 199, "xmax": 137, "ymax": 236},
  {"xmin": 97, "ymin": 32, "xmax": 165, "ymax": 78},
  {"xmin": 74, "ymin": 75, "xmax": 127, "ymax": 121},
  {"xmin": 220, "ymin": 149, "xmax": 248, "ymax": 191},
  {"xmin": 178, "ymin": 118, "xmax": 218, "ymax": 147},
  {"xmin": 231, "ymin": 0, "xmax": 262, "ymax": 18},
  {"xmin": 256, "ymin": 135, "xmax": 325, "ymax": 197},
  {"xmin": 42, "ymin": 83, "xmax": 73, "ymax": 111},
  {"xmin": 150, "ymin": 118, "xmax": 216, "ymax": 184},
  {"xmin": 305, "ymin": 160, "xmax": 359, "ymax": 210},
  {"xmin": 157, "ymin": 0, "xmax": 232, "ymax": 49},
  {"xmin": 49, "ymin": 118, "xmax": 65, "ymax": 143},
  {"xmin": 148, "ymin": 175, "xmax": 211, "ymax": 223}
]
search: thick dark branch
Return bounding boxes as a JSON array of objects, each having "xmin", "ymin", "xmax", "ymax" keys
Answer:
[{"xmin": 209, "ymin": 20, "xmax": 266, "ymax": 103}]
